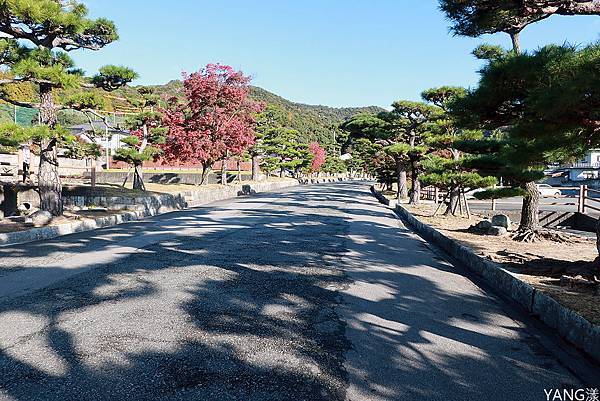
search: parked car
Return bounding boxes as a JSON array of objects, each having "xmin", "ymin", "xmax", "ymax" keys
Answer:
[
  {"xmin": 464, "ymin": 186, "xmax": 508, "ymax": 199},
  {"xmin": 536, "ymin": 184, "xmax": 562, "ymax": 197}
]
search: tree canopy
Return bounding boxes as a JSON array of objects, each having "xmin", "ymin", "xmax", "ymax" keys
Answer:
[{"xmin": 439, "ymin": 0, "xmax": 600, "ymax": 52}]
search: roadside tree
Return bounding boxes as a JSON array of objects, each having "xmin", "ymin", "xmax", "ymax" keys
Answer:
[{"xmin": 0, "ymin": 0, "xmax": 136, "ymax": 215}]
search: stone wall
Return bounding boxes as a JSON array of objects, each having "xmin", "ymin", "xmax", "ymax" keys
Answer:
[
  {"xmin": 63, "ymin": 180, "xmax": 302, "ymax": 214},
  {"xmin": 93, "ymin": 171, "xmax": 253, "ymax": 186}
]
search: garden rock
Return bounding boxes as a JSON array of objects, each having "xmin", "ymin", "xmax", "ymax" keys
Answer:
[
  {"xmin": 30, "ymin": 210, "xmax": 52, "ymax": 227},
  {"xmin": 492, "ymin": 214, "xmax": 511, "ymax": 230},
  {"xmin": 487, "ymin": 226, "xmax": 508, "ymax": 236},
  {"xmin": 476, "ymin": 219, "xmax": 492, "ymax": 230}
]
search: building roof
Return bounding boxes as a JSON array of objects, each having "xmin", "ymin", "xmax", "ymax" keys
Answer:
[{"xmin": 67, "ymin": 122, "xmax": 129, "ymax": 135}]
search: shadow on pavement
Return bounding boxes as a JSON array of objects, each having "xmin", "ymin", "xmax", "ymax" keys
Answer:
[{"xmin": 0, "ymin": 182, "xmax": 582, "ymax": 400}]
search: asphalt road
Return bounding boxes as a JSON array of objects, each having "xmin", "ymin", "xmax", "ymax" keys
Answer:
[{"xmin": 0, "ymin": 182, "xmax": 592, "ymax": 401}]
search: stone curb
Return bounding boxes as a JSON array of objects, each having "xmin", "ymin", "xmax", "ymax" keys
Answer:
[
  {"xmin": 0, "ymin": 180, "xmax": 301, "ymax": 247},
  {"xmin": 370, "ymin": 186, "xmax": 600, "ymax": 364}
]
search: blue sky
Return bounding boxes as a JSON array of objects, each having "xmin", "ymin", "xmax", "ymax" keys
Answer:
[{"xmin": 74, "ymin": 0, "xmax": 600, "ymax": 108}]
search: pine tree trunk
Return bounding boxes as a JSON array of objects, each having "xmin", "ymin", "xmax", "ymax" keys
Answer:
[
  {"xmin": 251, "ymin": 155, "xmax": 260, "ymax": 181},
  {"xmin": 517, "ymin": 181, "xmax": 540, "ymax": 234},
  {"xmin": 396, "ymin": 161, "xmax": 408, "ymax": 200},
  {"xmin": 510, "ymin": 32, "xmax": 522, "ymax": 55},
  {"xmin": 133, "ymin": 163, "xmax": 144, "ymax": 190},
  {"xmin": 38, "ymin": 84, "xmax": 62, "ymax": 216},
  {"xmin": 445, "ymin": 186, "xmax": 460, "ymax": 215},
  {"xmin": 408, "ymin": 160, "xmax": 421, "ymax": 205},
  {"xmin": 445, "ymin": 149, "xmax": 460, "ymax": 215}
]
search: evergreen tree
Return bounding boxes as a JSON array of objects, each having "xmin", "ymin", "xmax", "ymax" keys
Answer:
[
  {"xmin": 439, "ymin": 0, "xmax": 600, "ymax": 54},
  {"xmin": 252, "ymin": 104, "xmax": 289, "ymax": 180},
  {"xmin": 381, "ymin": 101, "xmax": 442, "ymax": 204},
  {"xmin": 259, "ymin": 127, "xmax": 306, "ymax": 178},
  {"xmin": 113, "ymin": 87, "xmax": 166, "ymax": 190},
  {"xmin": 420, "ymin": 86, "xmax": 482, "ymax": 215},
  {"xmin": 451, "ymin": 44, "xmax": 598, "ymax": 240},
  {"xmin": 0, "ymin": 0, "xmax": 136, "ymax": 215}
]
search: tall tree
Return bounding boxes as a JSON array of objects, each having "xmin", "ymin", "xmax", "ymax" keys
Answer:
[
  {"xmin": 258, "ymin": 127, "xmax": 305, "ymax": 178},
  {"xmin": 114, "ymin": 87, "xmax": 166, "ymax": 190},
  {"xmin": 340, "ymin": 114, "xmax": 402, "ymax": 194},
  {"xmin": 451, "ymin": 44, "xmax": 598, "ymax": 240},
  {"xmin": 439, "ymin": 0, "xmax": 600, "ymax": 53},
  {"xmin": 421, "ymin": 86, "xmax": 468, "ymax": 214},
  {"xmin": 162, "ymin": 64, "xmax": 261, "ymax": 185},
  {"xmin": 0, "ymin": 0, "xmax": 136, "ymax": 215},
  {"xmin": 382, "ymin": 101, "xmax": 442, "ymax": 204},
  {"xmin": 345, "ymin": 138, "xmax": 380, "ymax": 179},
  {"xmin": 252, "ymin": 104, "xmax": 288, "ymax": 180}
]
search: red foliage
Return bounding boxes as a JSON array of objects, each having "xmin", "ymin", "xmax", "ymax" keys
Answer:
[
  {"xmin": 161, "ymin": 64, "xmax": 263, "ymax": 167},
  {"xmin": 308, "ymin": 141, "xmax": 326, "ymax": 172}
]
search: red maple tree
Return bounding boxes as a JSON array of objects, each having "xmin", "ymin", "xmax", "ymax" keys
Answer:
[
  {"xmin": 162, "ymin": 64, "xmax": 263, "ymax": 184},
  {"xmin": 308, "ymin": 142, "xmax": 326, "ymax": 173}
]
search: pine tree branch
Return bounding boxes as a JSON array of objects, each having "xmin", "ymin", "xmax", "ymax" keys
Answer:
[{"xmin": 0, "ymin": 97, "xmax": 37, "ymax": 108}]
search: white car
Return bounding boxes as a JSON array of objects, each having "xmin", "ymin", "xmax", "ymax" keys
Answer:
[{"xmin": 536, "ymin": 184, "xmax": 562, "ymax": 197}]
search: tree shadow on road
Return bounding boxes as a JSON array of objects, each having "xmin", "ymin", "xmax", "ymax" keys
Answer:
[{"xmin": 0, "ymin": 182, "xmax": 583, "ymax": 401}]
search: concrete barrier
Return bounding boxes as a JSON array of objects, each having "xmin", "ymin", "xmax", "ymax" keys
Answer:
[
  {"xmin": 369, "ymin": 186, "xmax": 600, "ymax": 364},
  {"xmin": 0, "ymin": 180, "xmax": 300, "ymax": 247}
]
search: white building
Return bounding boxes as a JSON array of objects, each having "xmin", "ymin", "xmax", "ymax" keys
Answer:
[
  {"xmin": 565, "ymin": 149, "xmax": 600, "ymax": 181},
  {"xmin": 67, "ymin": 122, "xmax": 129, "ymax": 153}
]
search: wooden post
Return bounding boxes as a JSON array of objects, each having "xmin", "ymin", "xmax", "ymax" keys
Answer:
[
  {"xmin": 578, "ymin": 184, "xmax": 585, "ymax": 213},
  {"xmin": 90, "ymin": 158, "xmax": 96, "ymax": 189},
  {"xmin": 463, "ymin": 188, "xmax": 471, "ymax": 219},
  {"xmin": 17, "ymin": 146, "xmax": 23, "ymax": 179},
  {"xmin": 433, "ymin": 192, "xmax": 449, "ymax": 216},
  {"xmin": 434, "ymin": 187, "xmax": 439, "ymax": 204}
]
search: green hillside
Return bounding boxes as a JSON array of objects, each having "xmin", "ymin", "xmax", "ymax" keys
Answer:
[
  {"xmin": 248, "ymin": 86, "xmax": 384, "ymax": 145},
  {"xmin": 1, "ymin": 80, "xmax": 384, "ymax": 145}
]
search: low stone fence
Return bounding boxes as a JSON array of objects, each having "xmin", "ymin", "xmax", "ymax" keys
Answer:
[
  {"xmin": 370, "ymin": 186, "xmax": 600, "ymax": 364},
  {"xmin": 0, "ymin": 179, "xmax": 301, "ymax": 246},
  {"xmin": 63, "ymin": 180, "xmax": 303, "ymax": 214},
  {"xmin": 93, "ymin": 171, "xmax": 252, "ymax": 186},
  {"xmin": 63, "ymin": 192, "xmax": 187, "ymax": 213}
]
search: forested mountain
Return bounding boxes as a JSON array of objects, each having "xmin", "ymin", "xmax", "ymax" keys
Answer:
[
  {"xmin": 0, "ymin": 78, "xmax": 384, "ymax": 145},
  {"xmin": 248, "ymin": 86, "xmax": 384, "ymax": 145}
]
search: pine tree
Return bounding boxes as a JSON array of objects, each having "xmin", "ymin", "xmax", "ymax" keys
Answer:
[
  {"xmin": 381, "ymin": 101, "xmax": 442, "ymax": 204},
  {"xmin": 451, "ymin": 44, "xmax": 598, "ymax": 240},
  {"xmin": 258, "ymin": 127, "xmax": 306, "ymax": 178},
  {"xmin": 439, "ymin": 0, "xmax": 600, "ymax": 54},
  {"xmin": 0, "ymin": 0, "xmax": 136, "ymax": 215},
  {"xmin": 252, "ymin": 104, "xmax": 289, "ymax": 180},
  {"xmin": 113, "ymin": 87, "xmax": 166, "ymax": 190}
]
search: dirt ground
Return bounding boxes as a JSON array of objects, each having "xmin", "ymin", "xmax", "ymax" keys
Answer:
[{"xmin": 403, "ymin": 203, "xmax": 600, "ymax": 325}]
